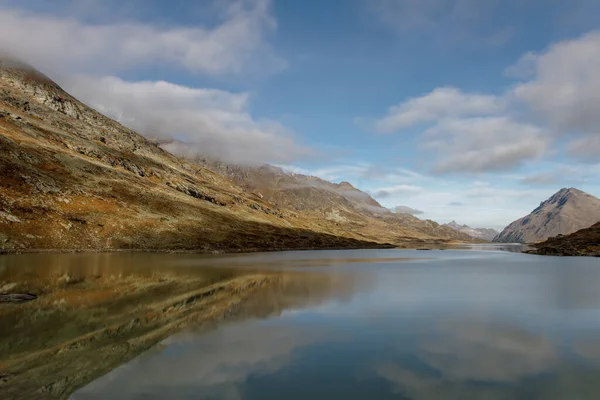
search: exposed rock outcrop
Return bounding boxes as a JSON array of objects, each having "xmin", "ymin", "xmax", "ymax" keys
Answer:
[{"xmin": 526, "ymin": 222, "xmax": 600, "ymax": 256}]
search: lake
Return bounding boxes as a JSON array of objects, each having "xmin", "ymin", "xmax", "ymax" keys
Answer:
[{"xmin": 2, "ymin": 248, "xmax": 600, "ymax": 399}]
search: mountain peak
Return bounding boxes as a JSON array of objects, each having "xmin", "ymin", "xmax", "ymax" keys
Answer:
[
  {"xmin": 0, "ymin": 56, "xmax": 57, "ymax": 87},
  {"xmin": 557, "ymin": 187, "xmax": 582, "ymax": 196},
  {"xmin": 494, "ymin": 188, "xmax": 600, "ymax": 243},
  {"xmin": 338, "ymin": 181, "xmax": 355, "ymax": 190},
  {"xmin": 538, "ymin": 187, "xmax": 589, "ymax": 210},
  {"xmin": 445, "ymin": 220, "xmax": 460, "ymax": 229},
  {"xmin": 443, "ymin": 220, "xmax": 499, "ymax": 241}
]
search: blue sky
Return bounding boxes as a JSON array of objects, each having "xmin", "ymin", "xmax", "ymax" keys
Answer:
[{"xmin": 1, "ymin": 0, "xmax": 600, "ymax": 230}]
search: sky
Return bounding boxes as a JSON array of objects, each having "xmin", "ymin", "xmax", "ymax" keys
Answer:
[{"xmin": 1, "ymin": 0, "xmax": 599, "ymax": 230}]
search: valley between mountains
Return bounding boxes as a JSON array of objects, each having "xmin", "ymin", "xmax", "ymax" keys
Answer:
[{"xmin": 1, "ymin": 59, "xmax": 599, "ymax": 255}]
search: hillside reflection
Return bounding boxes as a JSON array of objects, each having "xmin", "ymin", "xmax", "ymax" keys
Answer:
[{"xmin": 0, "ymin": 252, "xmax": 373, "ymax": 399}]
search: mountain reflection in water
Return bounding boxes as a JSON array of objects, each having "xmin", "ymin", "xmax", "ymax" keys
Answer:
[{"xmin": 1, "ymin": 251, "xmax": 376, "ymax": 399}]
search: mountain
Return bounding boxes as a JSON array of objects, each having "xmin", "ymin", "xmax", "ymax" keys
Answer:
[
  {"xmin": 195, "ymin": 159, "xmax": 473, "ymax": 243},
  {"xmin": 444, "ymin": 221, "xmax": 499, "ymax": 241},
  {"xmin": 493, "ymin": 188, "xmax": 600, "ymax": 244},
  {"xmin": 526, "ymin": 222, "xmax": 600, "ymax": 257},
  {"xmin": 0, "ymin": 59, "xmax": 470, "ymax": 252},
  {"xmin": 0, "ymin": 59, "xmax": 387, "ymax": 252}
]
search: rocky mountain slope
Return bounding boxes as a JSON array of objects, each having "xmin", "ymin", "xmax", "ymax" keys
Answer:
[
  {"xmin": 0, "ymin": 59, "xmax": 470, "ymax": 252},
  {"xmin": 0, "ymin": 59, "xmax": 389, "ymax": 252},
  {"xmin": 493, "ymin": 188, "xmax": 600, "ymax": 244},
  {"xmin": 195, "ymin": 160, "xmax": 472, "ymax": 243},
  {"xmin": 444, "ymin": 221, "xmax": 499, "ymax": 241},
  {"xmin": 526, "ymin": 222, "xmax": 600, "ymax": 256}
]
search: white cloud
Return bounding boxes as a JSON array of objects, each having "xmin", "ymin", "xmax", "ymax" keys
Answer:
[
  {"xmin": 375, "ymin": 87, "xmax": 503, "ymax": 133},
  {"xmin": 276, "ymin": 163, "xmax": 392, "ymax": 183},
  {"xmin": 374, "ymin": 184, "xmax": 422, "ymax": 198},
  {"xmin": 0, "ymin": 1, "xmax": 303, "ymax": 164},
  {"xmin": 393, "ymin": 205, "xmax": 424, "ymax": 215},
  {"xmin": 64, "ymin": 75, "xmax": 311, "ymax": 164},
  {"xmin": 511, "ymin": 31, "xmax": 600, "ymax": 133},
  {"xmin": 510, "ymin": 30, "xmax": 600, "ymax": 159},
  {"xmin": 370, "ymin": 30, "xmax": 600, "ymax": 173},
  {"xmin": 0, "ymin": 0, "xmax": 284, "ymax": 76},
  {"xmin": 372, "ymin": 89, "xmax": 548, "ymax": 174},
  {"xmin": 423, "ymin": 117, "xmax": 548, "ymax": 173}
]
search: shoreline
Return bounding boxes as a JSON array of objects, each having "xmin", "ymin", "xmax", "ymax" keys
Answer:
[
  {"xmin": 0, "ymin": 239, "xmax": 489, "ymax": 257},
  {"xmin": 523, "ymin": 248, "xmax": 600, "ymax": 257},
  {"xmin": 0, "ymin": 242, "xmax": 397, "ymax": 256}
]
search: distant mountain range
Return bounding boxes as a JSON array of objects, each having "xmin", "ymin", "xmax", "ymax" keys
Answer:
[
  {"xmin": 195, "ymin": 160, "xmax": 472, "ymax": 243},
  {"xmin": 443, "ymin": 221, "xmax": 499, "ymax": 241},
  {"xmin": 494, "ymin": 188, "xmax": 600, "ymax": 243}
]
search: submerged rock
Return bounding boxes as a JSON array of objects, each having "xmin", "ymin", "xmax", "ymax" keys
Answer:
[{"xmin": 0, "ymin": 293, "xmax": 38, "ymax": 303}]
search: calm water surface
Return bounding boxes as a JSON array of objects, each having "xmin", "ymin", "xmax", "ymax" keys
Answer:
[{"xmin": 67, "ymin": 248, "xmax": 600, "ymax": 399}]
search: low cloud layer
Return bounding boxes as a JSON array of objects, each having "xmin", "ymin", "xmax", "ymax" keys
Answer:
[
  {"xmin": 375, "ymin": 184, "xmax": 422, "ymax": 198},
  {"xmin": 0, "ymin": 0, "xmax": 316, "ymax": 165},
  {"xmin": 393, "ymin": 205, "xmax": 424, "ymax": 215},
  {"xmin": 64, "ymin": 75, "xmax": 312, "ymax": 164}
]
